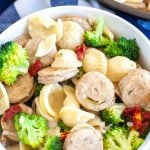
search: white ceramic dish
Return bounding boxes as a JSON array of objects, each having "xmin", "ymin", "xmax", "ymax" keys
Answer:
[{"xmin": 0, "ymin": 6, "xmax": 150, "ymax": 150}]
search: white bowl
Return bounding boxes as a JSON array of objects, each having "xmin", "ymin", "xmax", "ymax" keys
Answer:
[{"xmin": 0, "ymin": 6, "xmax": 150, "ymax": 149}]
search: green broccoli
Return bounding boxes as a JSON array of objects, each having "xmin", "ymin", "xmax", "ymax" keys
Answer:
[
  {"xmin": 0, "ymin": 41, "xmax": 29, "ymax": 85},
  {"xmin": 44, "ymin": 136, "xmax": 63, "ymax": 150},
  {"xmin": 104, "ymin": 37, "xmax": 140, "ymax": 60},
  {"xmin": 128, "ymin": 129, "xmax": 144, "ymax": 150},
  {"xmin": 84, "ymin": 17, "xmax": 110, "ymax": 48},
  {"xmin": 34, "ymin": 83, "xmax": 44, "ymax": 96},
  {"xmin": 14, "ymin": 112, "xmax": 48, "ymax": 148},
  {"xmin": 58, "ymin": 120, "xmax": 71, "ymax": 132},
  {"xmin": 99, "ymin": 103, "xmax": 125, "ymax": 125},
  {"xmin": 104, "ymin": 126, "xmax": 143, "ymax": 150}
]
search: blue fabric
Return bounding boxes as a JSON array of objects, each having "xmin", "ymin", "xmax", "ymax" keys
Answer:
[
  {"xmin": 0, "ymin": 0, "xmax": 15, "ymax": 14},
  {"xmin": 0, "ymin": 4, "xmax": 19, "ymax": 33}
]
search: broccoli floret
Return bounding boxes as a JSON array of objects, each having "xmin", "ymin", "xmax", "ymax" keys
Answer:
[
  {"xmin": 99, "ymin": 103, "xmax": 125, "ymax": 125},
  {"xmin": 128, "ymin": 129, "xmax": 144, "ymax": 150},
  {"xmin": 84, "ymin": 17, "xmax": 110, "ymax": 48},
  {"xmin": 0, "ymin": 41, "xmax": 29, "ymax": 85},
  {"xmin": 58, "ymin": 120, "xmax": 71, "ymax": 132},
  {"xmin": 104, "ymin": 126, "xmax": 143, "ymax": 150},
  {"xmin": 104, "ymin": 37, "xmax": 140, "ymax": 60},
  {"xmin": 34, "ymin": 83, "xmax": 44, "ymax": 96},
  {"xmin": 44, "ymin": 136, "xmax": 63, "ymax": 150},
  {"xmin": 14, "ymin": 112, "xmax": 48, "ymax": 148}
]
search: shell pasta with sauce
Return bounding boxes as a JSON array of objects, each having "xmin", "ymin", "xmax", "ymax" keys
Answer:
[{"xmin": 0, "ymin": 13, "xmax": 149, "ymax": 150}]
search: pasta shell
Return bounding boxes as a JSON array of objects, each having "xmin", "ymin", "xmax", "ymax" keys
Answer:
[
  {"xmin": 28, "ymin": 14, "xmax": 63, "ymax": 41},
  {"xmin": 28, "ymin": 14, "xmax": 56, "ymax": 39},
  {"xmin": 83, "ymin": 48, "xmax": 107, "ymax": 74},
  {"xmin": 63, "ymin": 85, "xmax": 80, "ymax": 108},
  {"xmin": 35, "ymin": 34, "xmax": 56, "ymax": 57},
  {"xmin": 103, "ymin": 26, "xmax": 114, "ymax": 41},
  {"xmin": 52, "ymin": 19, "xmax": 63, "ymax": 41},
  {"xmin": 57, "ymin": 21, "xmax": 84, "ymax": 50},
  {"xmin": 107, "ymin": 56, "xmax": 136, "ymax": 82},
  {"xmin": 51, "ymin": 49, "xmax": 82, "ymax": 69},
  {"xmin": 35, "ymin": 97, "xmax": 57, "ymax": 123},
  {"xmin": 71, "ymin": 123, "xmax": 95, "ymax": 133},
  {"xmin": 59, "ymin": 106, "xmax": 95, "ymax": 127},
  {"xmin": 37, "ymin": 14, "xmax": 56, "ymax": 28},
  {"xmin": 39, "ymin": 83, "xmax": 66, "ymax": 119}
]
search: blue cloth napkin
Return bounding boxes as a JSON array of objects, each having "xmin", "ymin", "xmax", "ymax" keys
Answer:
[{"xmin": 0, "ymin": 0, "xmax": 150, "ymax": 39}]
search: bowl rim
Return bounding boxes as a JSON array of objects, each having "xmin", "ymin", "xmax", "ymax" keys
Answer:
[{"xmin": 0, "ymin": 6, "xmax": 150, "ymax": 45}]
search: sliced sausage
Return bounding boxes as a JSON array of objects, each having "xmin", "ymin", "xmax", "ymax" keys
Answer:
[
  {"xmin": 63, "ymin": 125, "xmax": 103, "ymax": 150},
  {"xmin": 38, "ymin": 67, "xmax": 79, "ymax": 84},
  {"xmin": 5, "ymin": 74, "xmax": 34, "ymax": 103},
  {"xmin": 15, "ymin": 34, "xmax": 31, "ymax": 47},
  {"xmin": 119, "ymin": 68, "xmax": 150, "ymax": 109},
  {"xmin": 75, "ymin": 72, "xmax": 115, "ymax": 111}
]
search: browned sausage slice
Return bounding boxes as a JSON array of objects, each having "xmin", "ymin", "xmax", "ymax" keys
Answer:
[
  {"xmin": 15, "ymin": 34, "xmax": 31, "ymax": 47},
  {"xmin": 5, "ymin": 74, "xmax": 34, "ymax": 103},
  {"xmin": 38, "ymin": 67, "xmax": 78, "ymax": 84},
  {"xmin": 63, "ymin": 127, "xmax": 103, "ymax": 150},
  {"xmin": 75, "ymin": 72, "xmax": 115, "ymax": 111},
  {"xmin": 119, "ymin": 68, "xmax": 150, "ymax": 109}
]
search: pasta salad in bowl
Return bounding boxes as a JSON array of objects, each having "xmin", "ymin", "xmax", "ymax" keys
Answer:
[{"xmin": 0, "ymin": 6, "xmax": 150, "ymax": 150}]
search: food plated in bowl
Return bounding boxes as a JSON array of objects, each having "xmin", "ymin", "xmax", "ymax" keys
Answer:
[{"xmin": 0, "ymin": 6, "xmax": 150, "ymax": 150}]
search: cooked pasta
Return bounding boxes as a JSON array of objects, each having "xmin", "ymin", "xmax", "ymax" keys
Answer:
[
  {"xmin": 107, "ymin": 56, "xmax": 136, "ymax": 82},
  {"xmin": 88, "ymin": 116, "xmax": 105, "ymax": 134},
  {"xmin": 35, "ymin": 34, "xmax": 57, "ymax": 57},
  {"xmin": 39, "ymin": 83, "xmax": 66, "ymax": 119},
  {"xmin": 35, "ymin": 97, "xmax": 57, "ymax": 122},
  {"xmin": 57, "ymin": 21, "xmax": 84, "ymax": 50},
  {"xmin": 51, "ymin": 19, "xmax": 63, "ymax": 42},
  {"xmin": 28, "ymin": 14, "xmax": 63, "ymax": 41},
  {"xmin": 51, "ymin": 49, "xmax": 82, "ymax": 69},
  {"xmin": 83, "ymin": 48, "xmax": 107, "ymax": 74},
  {"xmin": 63, "ymin": 85, "xmax": 80, "ymax": 108},
  {"xmin": 103, "ymin": 26, "xmax": 114, "ymax": 41},
  {"xmin": 59, "ymin": 106, "xmax": 95, "ymax": 127}
]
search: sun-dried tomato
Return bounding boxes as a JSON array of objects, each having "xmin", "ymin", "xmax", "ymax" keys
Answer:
[
  {"xmin": 132, "ymin": 112, "xmax": 143, "ymax": 130},
  {"xmin": 142, "ymin": 111, "xmax": 150, "ymax": 121},
  {"xmin": 123, "ymin": 107, "xmax": 141, "ymax": 121},
  {"xmin": 29, "ymin": 60, "xmax": 43, "ymax": 76},
  {"xmin": 139, "ymin": 121, "xmax": 150, "ymax": 135},
  {"xmin": 123, "ymin": 106, "xmax": 150, "ymax": 135},
  {"xmin": 2, "ymin": 104, "xmax": 22, "ymax": 122},
  {"xmin": 60, "ymin": 131, "xmax": 70, "ymax": 142},
  {"xmin": 76, "ymin": 44, "xmax": 86, "ymax": 60}
]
